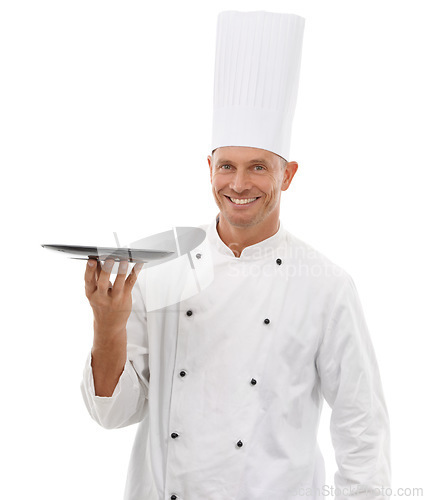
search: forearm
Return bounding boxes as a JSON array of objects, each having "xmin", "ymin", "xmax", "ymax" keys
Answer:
[
  {"xmin": 91, "ymin": 322, "xmax": 127, "ymax": 397},
  {"xmin": 81, "ymin": 346, "xmax": 148, "ymax": 429}
]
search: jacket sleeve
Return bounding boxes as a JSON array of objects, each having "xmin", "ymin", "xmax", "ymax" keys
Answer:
[
  {"xmin": 316, "ymin": 274, "xmax": 391, "ymax": 499},
  {"xmin": 80, "ymin": 280, "xmax": 150, "ymax": 430}
]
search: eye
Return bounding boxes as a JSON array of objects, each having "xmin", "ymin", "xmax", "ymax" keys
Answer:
[
  {"xmin": 254, "ymin": 165, "xmax": 265, "ymax": 171},
  {"xmin": 220, "ymin": 164, "xmax": 232, "ymax": 170}
]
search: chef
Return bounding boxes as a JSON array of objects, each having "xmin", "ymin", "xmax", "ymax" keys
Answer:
[{"xmin": 81, "ymin": 11, "xmax": 391, "ymax": 500}]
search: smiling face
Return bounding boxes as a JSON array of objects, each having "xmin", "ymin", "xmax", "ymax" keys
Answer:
[{"xmin": 208, "ymin": 146, "xmax": 297, "ymax": 234}]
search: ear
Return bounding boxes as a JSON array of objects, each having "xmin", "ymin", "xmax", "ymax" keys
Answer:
[
  {"xmin": 208, "ymin": 155, "xmax": 213, "ymax": 182},
  {"xmin": 281, "ymin": 161, "xmax": 298, "ymax": 191}
]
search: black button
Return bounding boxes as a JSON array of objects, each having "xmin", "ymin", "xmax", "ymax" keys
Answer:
[
  {"xmin": 250, "ymin": 378, "xmax": 257, "ymax": 385},
  {"xmin": 179, "ymin": 370, "xmax": 187, "ymax": 377},
  {"xmin": 171, "ymin": 496, "xmax": 177, "ymax": 500},
  {"xmin": 237, "ymin": 440, "xmax": 243, "ymax": 448},
  {"xmin": 264, "ymin": 318, "xmax": 270, "ymax": 325},
  {"xmin": 171, "ymin": 433, "xmax": 179, "ymax": 439},
  {"xmin": 186, "ymin": 310, "xmax": 193, "ymax": 317},
  {"xmin": 276, "ymin": 258, "xmax": 282, "ymax": 265},
  {"xmin": 196, "ymin": 253, "xmax": 202, "ymax": 259}
]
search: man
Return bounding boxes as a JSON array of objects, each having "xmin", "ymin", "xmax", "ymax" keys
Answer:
[{"xmin": 81, "ymin": 11, "xmax": 390, "ymax": 500}]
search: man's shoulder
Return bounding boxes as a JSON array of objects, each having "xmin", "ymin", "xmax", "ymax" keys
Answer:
[{"xmin": 283, "ymin": 228, "xmax": 351, "ymax": 286}]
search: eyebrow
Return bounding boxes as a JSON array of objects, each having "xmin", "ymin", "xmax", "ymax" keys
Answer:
[{"xmin": 215, "ymin": 158, "xmax": 270, "ymax": 164}]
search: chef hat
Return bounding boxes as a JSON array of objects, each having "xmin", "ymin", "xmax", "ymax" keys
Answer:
[{"xmin": 211, "ymin": 11, "xmax": 305, "ymax": 161}]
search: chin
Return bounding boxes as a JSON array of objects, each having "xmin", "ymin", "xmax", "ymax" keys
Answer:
[{"xmin": 222, "ymin": 212, "xmax": 263, "ymax": 228}]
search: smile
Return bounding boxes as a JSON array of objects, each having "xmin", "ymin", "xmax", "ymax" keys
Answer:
[{"xmin": 225, "ymin": 196, "xmax": 259, "ymax": 205}]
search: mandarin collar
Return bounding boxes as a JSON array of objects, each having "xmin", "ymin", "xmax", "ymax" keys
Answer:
[{"xmin": 206, "ymin": 215, "xmax": 287, "ymax": 260}]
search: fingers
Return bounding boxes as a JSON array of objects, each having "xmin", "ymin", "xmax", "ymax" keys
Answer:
[
  {"xmin": 97, "ymin": 259, "xmax": 115, "ymax": 293},
  {"xmin": 113, "ymin": 260, "xmax": 129, "ymax": 292},
  {"xmin": 84, "ymin": 258, "xmax": 98, "ymax": 297},
  {"xmin": 96, "ymin": 260, "xmax": 102, "ymax": 279},
  {"xmin": 125, "ymin": 263, "xmax": 143, "ymax": 292},
  {"xmin": 86, "ymin": 258, "xmax": 142, "ymax": 298}
]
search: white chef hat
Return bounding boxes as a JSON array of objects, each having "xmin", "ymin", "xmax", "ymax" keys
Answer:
[{"xmin": 211, "ymin": 11, "xmax": 305, "ymax": 161}]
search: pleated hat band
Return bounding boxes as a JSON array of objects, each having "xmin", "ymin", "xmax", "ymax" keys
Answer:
[{"xmin": 211, "ymin": 11, "xmax": 305, "ymax": 161}]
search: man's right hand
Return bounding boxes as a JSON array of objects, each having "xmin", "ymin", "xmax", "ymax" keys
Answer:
[
  {"xmin": 85, "ymin": 258, "xmax": 143, "ymax": 340},
  {"xmin": 84, "ymin": 258, "xmax": 143, "ymax": 396}
]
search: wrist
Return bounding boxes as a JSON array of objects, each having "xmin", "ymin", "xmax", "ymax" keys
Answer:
[{"xmin": 93, "ymin": 321, "xmax": 126, "ymax": 350}]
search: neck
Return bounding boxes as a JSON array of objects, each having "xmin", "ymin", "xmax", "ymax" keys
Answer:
[{"xmin": 216, "ymin": 214, "xmax": 280, "ymax": 257}]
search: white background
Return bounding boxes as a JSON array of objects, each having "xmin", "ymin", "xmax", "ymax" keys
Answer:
[{"xmin": 1, "ymin": 0, "xmax": 423, "ymax": 498}]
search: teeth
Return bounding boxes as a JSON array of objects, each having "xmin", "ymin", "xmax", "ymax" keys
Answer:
[{"xmin": 230, "ymin": 197, "xmax": 257, "ymax": 205}]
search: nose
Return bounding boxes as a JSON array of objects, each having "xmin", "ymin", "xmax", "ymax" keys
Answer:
[{"xmin": 229, "ymin": 169, "xmax": 252, "ymax": 193}]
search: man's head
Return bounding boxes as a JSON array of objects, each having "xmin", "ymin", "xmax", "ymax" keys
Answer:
[{"xmin": 208, "ymin": 146, "xmax": 298, "ymax": 232}]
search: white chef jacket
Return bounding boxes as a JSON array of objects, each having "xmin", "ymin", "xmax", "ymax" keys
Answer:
[{"xmin": 81, "ymin": 218, "xmax": 391, "ymax": 500}]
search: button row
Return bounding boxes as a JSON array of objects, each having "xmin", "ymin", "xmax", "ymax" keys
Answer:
[
  {"xmin": 186, "ymin": 309, "xmax": 271, "ymax": 326},
  {"xmin": 178, "ymin": 370, "xmax": 258, "ymax": 386},
  {"xmin": 170, "ymin": 432, "xmax": 245, "ymax": 449},
  {"xmin": 192, "ymin": 254, "xmax": 280, "ymax": 264}
]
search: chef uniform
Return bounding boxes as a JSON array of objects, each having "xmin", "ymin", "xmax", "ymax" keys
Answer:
[{"xmin": 81, "ymin": 11, "xmax": 391, "ymax": 500}]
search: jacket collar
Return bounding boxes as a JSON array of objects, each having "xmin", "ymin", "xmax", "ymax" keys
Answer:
[{"xmin": 207, "ymin": 215, "xmax": 287, "ymax": 260}]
